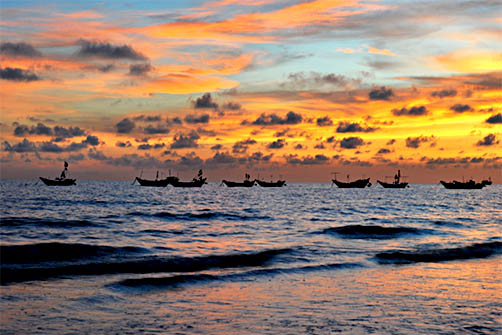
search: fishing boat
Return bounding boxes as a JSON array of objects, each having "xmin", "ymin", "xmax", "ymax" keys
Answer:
[
  {"xmin": 440, "ymin": 180, "xmax": 490, "ymax": 189},
  {"xmin": 39, "ymin": 161, "xmax": 76, "ymax": 186},
  {"xmin": 255, "ymin": 179, "xmax": 286, "ymax": 187},
  {"xmin": 332, "ymin": 177, "xmax": 371, "ymax": 188},
  {"xmin": 169, "ymin": 170, "xmax": 207, "ymax": 188},
  {"xmin": 39, "ymin": 177, "xmax": 76, "ymax": 186},
  {"xmin": 222, "ymin": 174, "xmax": 255, "ymax": 187},
  {"xmin": 222, "ymin": 180, "xmax": 255, "ymax": 187},
  {"xmin": 377, "ymin": 170, "xmax": 408, "ymax": 188},
  {"xmin": 135, "ymin": 176, "xmax": 178, "ymax": 187},
  {"xmin": 377, "ymin": 180, "xmax": 408, "ymax": 188}
]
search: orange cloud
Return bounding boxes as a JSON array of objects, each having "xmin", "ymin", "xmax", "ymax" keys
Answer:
[
  {"xmin": 368, "ymin": 46, "xmax": 397, "ymax": 56},
  {"xmin": 434, "ymin": 49, "xmax": 502, "ymax": 73}
]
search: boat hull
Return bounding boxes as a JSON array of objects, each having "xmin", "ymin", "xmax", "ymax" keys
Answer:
[
  {"xmin": 255, "ymin": 180, "xmax": 286, "ymax": 187},
  {"xmin": 39, "ymin": 177, "xmax": 76, "ymax": 186},
  {"xmin": 135, "ymin": 177, "xmax": 175, "ymax": 187},
  {"xmin": 222, "ymin": 180, "xmax": 255, "ymax": 187},
  {"xmin": 332, "ymin": 178, "xmax": 371, "ymax": 188},
  {"xmin": 170, "ymin": 178, "xmax": 207, "ymax": 188},
  {"xmin": 377, "ymin": 180, "xmax": 408, "ymax": 188},
  {"xmin": 440, "ymin": 180, "xmax": 486, "ymax": 189}
]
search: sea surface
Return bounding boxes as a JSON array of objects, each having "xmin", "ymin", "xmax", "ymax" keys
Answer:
[{"xmin": 0, "ymin": 180, "xmax": 501, "ymax": 334}]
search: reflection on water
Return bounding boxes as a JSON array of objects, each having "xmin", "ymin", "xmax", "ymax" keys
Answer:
[{"xmin": 0, "ymin": 181, "xmax": 501, "ymax": 334}]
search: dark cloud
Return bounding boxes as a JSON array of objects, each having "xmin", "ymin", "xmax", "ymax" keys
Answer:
[
  {"xmin": 76, "ymin": 40, "xmax": 147, "ymax": 60},
  {"xmin": 406, "ymin": 135, "xmax": 435, "ymax": 148},
  {"xmin": 285, "ymin": 154, "xmax": 330, "ymax": 165},
  {"xmin": 476, "ymin": 134, "xmax": 499, "ymax": 146},
  {"xmin": 431, "ymin": 89, "xmax": 457, "ymax": 98},
  {"xmin": 133, "ymin": 115, "xmax": 162, "ymax": 122},
  {"xmin": 184, "ymin": 113, "xmax": 210, "ymax": 124},
  {"xmin": 248, "ymin": 152, "xmax": 273, "ymax": 163},
  {"xmin": 340, "ymin": 137, "xmax": 364, "ymax": 149},
  {"xmin": 285, "ymin": 72, "xmax": 361, "ymax": 90},
  {"xmin": 392, "ymin": 106, "xmax": 428, "ymax": 116},
  {"xmin": 144, "ymin": 125, "xmax": 170, "ymax": 134},
  {"xmin": 486, "ymin": 113, "xmax": 502, "ymax": 124},
  {"xmin": 167, "ymin": 116, "xmax": 183, "ymax": 125},
  {"xmin": 138, "ymin": 143, "xmax": 166, "ymax": 150},
  {"xmin": 194, "ymin": 93, "xmax": 218, "ymax": 109},
  {"xmin": 178, "ymin": 152, "xmax": 204, "ymax": 166},
  {"xmin": 2, "ymin": 138, "xmax": 37, "ymax": 153},
  {"xmin": 251, "ymin": 111, "xmax": 302, "ymax": 126},
  {"xmin": 336, "ymin": 122, "xmax": 375, "ymax": 133},
  {"xmin": 0, "ymin": 42, "xmax": 42, "ymax": 58},
  {"xmin": 98, "ymin": 64, "xmax": 115, "ymax": 73},
  {"xmin": 129, "ymin": 63, "xmax": 152, "ymax": 76},
  {"xmin": 222, "ymin": 101, "xmax": 241, "ymax": 110},
  {"xmin": 53, "ymin": 126, "xmax": 86, "ymax": 140},
  {"xmin": 116, "ymin": 141, "xmax": 132, "ymax": 148},
  {"xmin": 13, "ymin": 123, "xmax": 52, "ymax": 137},
  {"xmin": 386, "ymin": 139, "xmax": 396, "ymax": 145},
  {"xmin": 0, "ymin": 67, "xmax": 39, "ymax": 81},
  {"xmin": 232, "ymin": 138, "xmax": 256, "ymax": 154},
  {"xmin": 316, "ymin": 116, "xmax": 333, "ymax": 127},
  {"xmin": 115, "ymin": 118, "xmax": 135, "ymax": 134},
  {"xmin": 211, "ymin": 144, "xmax": 223, "ymax": 151},
  {"xmin": 206, "ymin": 152, "xmax": 237, "ymax": 165},
  {"xmin": 449, "ymin": 104, "xmax": 473, "ymax": 113},
  {"xmin": 369, "ymin": 86, "xmax": 394, "ymax": 100},
  {"xmin": 294, "ymin": 144, "xmax": 304, "ymax": 150},
  {"xmin": 377, "ymin": 148, "xmax": 391, "ymax": 154},
  {"xmin": 267, "ymin": 139, "xmax": 286, "ymax": 149},
  {"xmin": 170, "ymin": 131, "xmax": 200, "ymax": 149}
]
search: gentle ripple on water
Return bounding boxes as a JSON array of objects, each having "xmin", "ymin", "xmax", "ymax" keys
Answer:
[{"xmin": 0, "ymin": 180, "xmax": 501, "ymax": 334}]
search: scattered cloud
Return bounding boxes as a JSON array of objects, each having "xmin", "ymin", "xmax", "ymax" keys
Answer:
[
  {"xmin": 250, "ymin": 111, "xmax": 302, "ymax": 126},
  {"xmin": 129, "ymin": 63, "xmax": 152, "ymax": 76},
  {"xmin": 267, "ymin": 138, "xmax": 286, "ymax": 149},
  {"xmin": 184, "ymin": 113, "xmax": 210, "ymax": 124},
  {"xmin": 431, "ymin": 89, "xmax": 457, "ymax": 98},
  {"xmin": 336, "ymin": 122, "xmax": 375, "ymax": 133},
  {"xmin": 0, "ymin": 67, "xmax": 39, "ymax": 81},
  {"xmin": 476, "ymin": 134, "xmax": 499, "ymax": 146},
  {"xmin": 170, "ymin": 131, "xmax": 200, "ymax": 149},
  {"xmin": 340, "ymin": 137, "xmax": 364, "ymax": 149},
  {"xmin": 392, "ymin": 106, "xmax": 428, "ymax": 116},
  {"xmin": 316, "ymin": 116, "xmax": 333, "ymax": 127},
  {"xmin": 115, "ymin": 118, "xmax": 136, "ymax": 134},
  {"xmin": 449, "ymin": 104, "xmax": 473, "ymax": 113},
  {"xmin": 76, "ymin": 40, "xmax": 147, "ymax": 60},
  {"xmin": 193, "ymin": 93, "xmax": 218, "ymax": 109},
  {"xmin": 369, "ymin": 86, "xmax": 394, "ymax": 100},
  {"xmin": 485, "ymin": 113, "xmax": 502, "ymax": 124},
  {"xmin": 0, "ymin": 42, "xmax": 42, "ymax": 58},
  {"xmin": 406, "ymin": 135, "xmax": 435, "ymax": 148}
]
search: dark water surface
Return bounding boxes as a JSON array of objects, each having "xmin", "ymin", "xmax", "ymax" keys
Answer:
[{"xmin": 1, "ymin": 181, "xmax": 501, "ymax": 334}]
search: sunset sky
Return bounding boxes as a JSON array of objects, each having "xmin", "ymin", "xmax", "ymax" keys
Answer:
[{"xmin": 1, "ymin": 0, "xmax": 501, "ymax": 183}]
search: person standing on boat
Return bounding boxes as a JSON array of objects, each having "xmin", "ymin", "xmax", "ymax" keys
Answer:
[
  {"xmin": 394, "ymin": 170, "xmax": 401, "ymax": 184},
  {"xmin": 58, "ymin": 161, "xmax": 68, "ymax": 180}
]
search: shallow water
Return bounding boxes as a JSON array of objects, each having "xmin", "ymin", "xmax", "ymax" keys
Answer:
[{"xmin": 1, "ymin": 181, "xmax": 501, "ymax": 334}]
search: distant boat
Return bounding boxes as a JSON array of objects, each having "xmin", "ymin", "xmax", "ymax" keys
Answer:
[
  {"xmin": 377, "ymin": 180, "xmax": 408, "ymax": 188},
  {"xmin": 440, "ymin": 180, "xmax": 490, "ymax": 189},
  {"xmin": 222, "ymin": 173, "xmax": 255, "ymax": 187},
  {"xmin": 222, "ymin": 180, "xmax": 255, "ymax": 187},
  {"xmin": 332, "ymin": 178, "xmax": 371, "ymax": 188},
  {"xmin": 170, "ymin": 169, "xmax": 207, "ymax": 188},
  {"xmin": 39, "ymin": 161, "xmax": 75, "ymax": 186},
  {"xmin": 135, "ymin": 176, "xmax": 178, "ymax": 187},
  {"xmin": 39, "ymin": 177, "xmax": 76, "ymax": 186},
  {"xmin": 255, "ymin": 179, "xmax": 286, "ymax": 187},
  {"xmin": 377, "ymin": 169, "xmax": 408, "ymax": 188}
]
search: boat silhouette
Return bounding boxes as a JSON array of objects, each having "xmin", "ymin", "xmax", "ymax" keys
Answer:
[
  {"xmin": 222, "ymin": 174, "xmax": 255, "ymax": 187},
  {"xmin": 255, "ymin": 179, "xmax": 286, "ymax": 187},
  {"xmin": 332, "ymin": 173, "xmax": 371, "ymax": 188},
  {"xmin": 377, "ymin": 170, "xmax": 408, "ymax": 188},
  {"xmin": 440, "ymin": 179, "xmax": 491, "ymax": 189},
  {"xmin": 170, "ymin": 170, "xmax": 207, "ymax": 188},
  {"xmin": 135, "ymin": 171, "xmax": 178, "ymax": 187},
  {"xmin": 39, "ymin": 161, "xmax": 76, "ymax": 186}
]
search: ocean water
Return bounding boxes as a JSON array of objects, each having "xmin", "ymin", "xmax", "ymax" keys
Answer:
[{"xmin": 0, "ymin": 180, "xmax": 501, "ymax": 334}]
